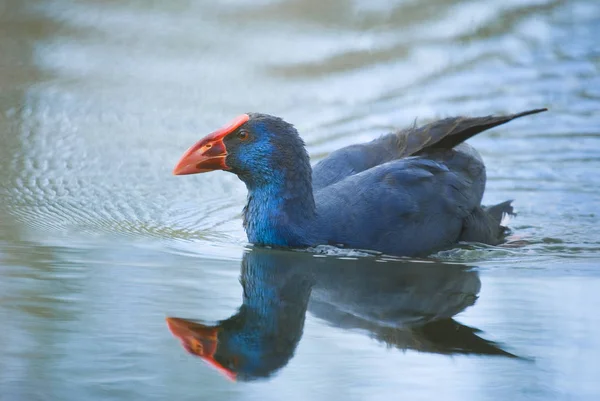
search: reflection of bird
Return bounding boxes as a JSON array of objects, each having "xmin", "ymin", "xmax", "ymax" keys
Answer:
[
  {"xmin": 167, "ymin": 249, "xmax": 314, "ymax": 381},
  {"xmin": 173, "ymin": 109, "xmax": 546, "ymax": 256},
  {"xmin": 166, "ymin": 248, "xmax": 516, "ymax": 381}
]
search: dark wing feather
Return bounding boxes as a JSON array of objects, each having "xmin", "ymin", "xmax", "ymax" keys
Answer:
[
  {"xmin": 414, "ymin": 108, "xmax": 547, "ymax": 153},
  {"xmin": 312, "ymin": 108, "xmax": 547, "ymax": 190}
]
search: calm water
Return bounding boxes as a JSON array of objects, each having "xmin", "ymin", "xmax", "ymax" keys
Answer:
[{"xmin": 1, "ymin": 0, "xmax": 599, "ymax": 399}]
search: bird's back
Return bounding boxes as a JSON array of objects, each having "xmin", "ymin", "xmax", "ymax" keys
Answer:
[
  {"xmin": 312, "ymin": 145, "xmax": 483, "ymax": 256},
  {"xmin": 309, "ymin": 109, "xmax": 546, "ymax": 255}
]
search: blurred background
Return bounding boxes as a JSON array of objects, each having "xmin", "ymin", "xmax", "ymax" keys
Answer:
[{"xmin": 0, "ymin": 0, "xmax": 599, "ymax": 400}]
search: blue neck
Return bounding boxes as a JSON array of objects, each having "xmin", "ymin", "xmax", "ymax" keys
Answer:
[
  {"xmin": 243, "ymin": 169, "xmax": 316, "ymax": 247},
  {"xmin": 217, "ymin": 251, "xmax": 314, "ymax": 378}
]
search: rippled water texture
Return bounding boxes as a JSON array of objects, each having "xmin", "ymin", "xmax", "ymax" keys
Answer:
[{"xmin": 1, "ymin": 0, "xmax": 599, "ymax": 400}]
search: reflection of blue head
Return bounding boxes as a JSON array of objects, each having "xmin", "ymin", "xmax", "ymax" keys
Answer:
[{"xmin": 167, "ymin": 249, "xmax": 314, "ymax": 381}]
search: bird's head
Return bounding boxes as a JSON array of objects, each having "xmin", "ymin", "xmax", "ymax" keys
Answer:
[
  {"xmin": 166, "ymin": 315, "xmax": 298, "ymax": 381},
  {"xmin": 173, "ymin": 113, "xmax": 308, "ymax": 187}
]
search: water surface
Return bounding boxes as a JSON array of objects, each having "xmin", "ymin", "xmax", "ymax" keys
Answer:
[{"xmin": 1, "ymin": 0, "xmax": 599, "ymax": 400}]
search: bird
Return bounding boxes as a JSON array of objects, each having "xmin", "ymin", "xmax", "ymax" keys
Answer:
[
  {"xmin": 166, "ymin": 248, "xmax": 516, "ymax": 381},
  {"xmin": 173, "ymin": 108, "xmax": 547, "ymax": 257}
]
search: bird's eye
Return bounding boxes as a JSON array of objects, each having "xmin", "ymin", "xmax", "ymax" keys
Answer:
[{"xmin": 237, "ymin": 130, "xmax": 249, "ymax": 141}]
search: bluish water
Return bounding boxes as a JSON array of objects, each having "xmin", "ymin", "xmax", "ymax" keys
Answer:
[{"xmin": 1, "ymin": 0, "xmax": 599, "ymax": 400}]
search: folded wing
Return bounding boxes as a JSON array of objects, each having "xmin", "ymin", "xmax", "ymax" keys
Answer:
[
  {"xmin": 313, "ymin": 145, "xmax": 485, "ymax": 256},
  {"xmin": 312, "ymin": 109, "xmax": 547, "ymax": 190}
]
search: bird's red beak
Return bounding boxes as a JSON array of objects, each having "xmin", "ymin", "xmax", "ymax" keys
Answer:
[
  {"xmin": 172, "ymin": 114, "xmax": 250, "ymax": 175},
  {"xmin": 165, "ymin": 317, "xmax": 237, "ymax": 381}
]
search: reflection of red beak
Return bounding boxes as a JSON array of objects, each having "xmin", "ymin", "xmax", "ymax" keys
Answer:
[
  {"xmin": 165, "ymin": 317, "xmax": 237, "ymax": 382},
  {"xmin": 172, "ymin": 114, "xmax": 250, "ymax": 175}
]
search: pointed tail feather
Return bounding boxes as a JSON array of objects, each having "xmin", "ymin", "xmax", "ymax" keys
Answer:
[
  {"xmin": 483, "ymin": 200, "xmax": 515, "ymax": 225},
  {"xmin": 460, "ymin": 200, "xmax": 515, "ymax": 245}
]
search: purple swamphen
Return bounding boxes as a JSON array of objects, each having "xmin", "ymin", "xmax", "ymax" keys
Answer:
[{"xmin": 173, "ymin": 109, "xmax": 546, "ymax": 256}]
